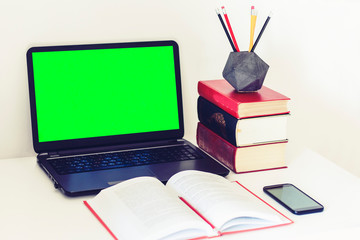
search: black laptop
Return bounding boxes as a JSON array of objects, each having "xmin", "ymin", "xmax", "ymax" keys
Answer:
[{"xmin": 26, "ymin": 40, "xmax": 229, "ymax": 196}]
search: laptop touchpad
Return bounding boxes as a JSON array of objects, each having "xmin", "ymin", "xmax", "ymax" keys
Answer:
[
  {"xmin": 149, "ymin": 160, "xmax": 197, "ymax": 182},
  {"xmin": 106, "ymin": 167, "xmax": 155, "ymax": 186}
]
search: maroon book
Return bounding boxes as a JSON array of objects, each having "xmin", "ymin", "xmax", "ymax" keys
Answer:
[{"xmin": 196, "ymin": 122, "xmax": 288, "ymax": 173}]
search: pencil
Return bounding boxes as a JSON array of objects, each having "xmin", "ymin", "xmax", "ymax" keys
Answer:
[
  {"xmin": 249, "ymin": 6, "xmax": 257, "ymax": 52},
  {"xmin": 216, "ymin": 8, "xmax": 237, "ymax": 52},
  {"xmin": 221, "ymin": 6, "xmax": 240, "ymax": 52},
  {"xmin": 251, "ymin": 11, "xmax": 273, "ymax": 52}
]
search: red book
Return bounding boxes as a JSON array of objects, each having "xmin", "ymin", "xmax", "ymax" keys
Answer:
[
  {"xmin": 197, "ymin": 122, "xmax": 288, "ymax": 173},
  {"xmin": 198, "ymin": 80, "xmax": 290, "ymax": 119},
  {"xmin": 84, "ymin": 170, "xmax": 292, "ymax": 240}
]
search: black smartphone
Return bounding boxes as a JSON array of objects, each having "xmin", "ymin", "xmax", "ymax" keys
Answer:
[{"xmin": 263, "ymin": 183, "xmax": 324, "ymax": 215}]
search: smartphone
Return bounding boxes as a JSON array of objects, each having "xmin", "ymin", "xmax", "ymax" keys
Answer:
[{"xmin": 263, "ymin": 183, "xmax": 324, "ymax": 215}]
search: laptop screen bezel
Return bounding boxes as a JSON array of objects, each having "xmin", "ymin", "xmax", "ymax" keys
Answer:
[{"xmin": 26, "ymin": 40, "xmax": 184, "ymax": 153}]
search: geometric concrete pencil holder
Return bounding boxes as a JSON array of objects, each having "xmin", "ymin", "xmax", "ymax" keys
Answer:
[{"xmin": 222, "ymin": 51, "xmax": 269, "ymax": 92}]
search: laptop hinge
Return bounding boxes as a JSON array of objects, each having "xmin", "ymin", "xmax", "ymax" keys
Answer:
[
  {"xmin": 38, "ymin": 152, "xmax": 60, "ymax": 158},
  {"xmin": 40, "ymin": 139, "xmax": 186, "ymax": 159},
  {"xmin": 50, "ymin": 152, "xmax": 60, "ymax": 157}
]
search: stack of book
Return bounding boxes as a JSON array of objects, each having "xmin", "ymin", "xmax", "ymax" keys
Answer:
[{"xmin": 197, "ymin": 79, "xmax": 290, "ymax": 173}]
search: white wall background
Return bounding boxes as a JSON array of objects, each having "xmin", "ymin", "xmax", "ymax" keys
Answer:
[{"xmin": 1, "ymin": 0, "xmax": 360, "ymax": 177}]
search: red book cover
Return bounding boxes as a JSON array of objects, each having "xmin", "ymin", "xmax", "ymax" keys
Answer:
[
  {"xmin": 198, "ymin": 80, "xmax": 290, "ymax": 119},
  {"xmin": 84, "ymin": 201, "xmax": 119, "ymax": 240},
  {"xmin": 196, "ymin": 122, "xmax": 288, "ymax": 173}
]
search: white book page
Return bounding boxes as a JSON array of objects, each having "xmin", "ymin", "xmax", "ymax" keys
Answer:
[
  {"xmin": 166, "ymin": 171, "xmax": 284, "ymax": 232},
  {"xmin": 86, "ymin": 176, "xmax": 215, "ymax": 240},
  {"xmin": 236, "ymin": 114, "xmax": 288, "ymax": 145}
]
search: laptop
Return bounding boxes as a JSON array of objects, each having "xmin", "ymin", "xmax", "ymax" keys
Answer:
[{"xmin": 26, "ymin": 40, "xmax": 229, "ymax": 196}]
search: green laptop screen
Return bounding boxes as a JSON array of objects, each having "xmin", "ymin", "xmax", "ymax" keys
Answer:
[{"xmin": 32, "ymin": 46, "xmax": 180, "ymax": 142}]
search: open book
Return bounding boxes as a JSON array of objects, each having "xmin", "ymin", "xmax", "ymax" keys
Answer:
[{"xmin": 84, "ymin": 171, "xmax": 293, "ymax": 240}]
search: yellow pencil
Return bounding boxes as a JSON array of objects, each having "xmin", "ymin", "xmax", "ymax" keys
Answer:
[{"xmin": 249, "ymin": 6, "xmax": 257, "ymax": 52}]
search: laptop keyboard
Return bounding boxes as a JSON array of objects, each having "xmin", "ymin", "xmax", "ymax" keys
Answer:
[{"xmin": 49, "ymin": 145, "xmax": 204, "ymax": 175}]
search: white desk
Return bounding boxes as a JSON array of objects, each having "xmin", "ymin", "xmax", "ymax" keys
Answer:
[{"xmin": 1, "ymin": 148, "xmax": 359, "ymax": 239}]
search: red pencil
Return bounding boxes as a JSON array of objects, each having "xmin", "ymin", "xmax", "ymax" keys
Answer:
[{"xmin": 221, "ymin": 6, "xmax": 240, "ymax": 52}]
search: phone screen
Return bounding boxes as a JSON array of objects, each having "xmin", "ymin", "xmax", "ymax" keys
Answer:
[{"xmin": 264, "ymin": 184, "xmax": 324, "ymax": 215}]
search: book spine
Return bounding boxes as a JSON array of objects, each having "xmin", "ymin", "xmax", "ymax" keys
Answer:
[
  {"xmin": 196, "ymin": 122, "xmax": 237, "ymax": 172},
  {"xmin": 197, "ymin": 97, "xmax": 238, "ymax": 146},
  {"xmin": 198, "ymin": 81, "xmax": 241, "ymax": 118}
]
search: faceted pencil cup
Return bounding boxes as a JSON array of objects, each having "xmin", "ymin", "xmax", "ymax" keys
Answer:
[{"xmin": 222, "ymin": 51, "xmax": 269, "ymax": 92}]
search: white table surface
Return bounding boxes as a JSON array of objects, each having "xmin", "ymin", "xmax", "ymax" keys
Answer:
[{"xmin": 1, "ymin": 147, "xmax": 359, "ymax": 239}]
